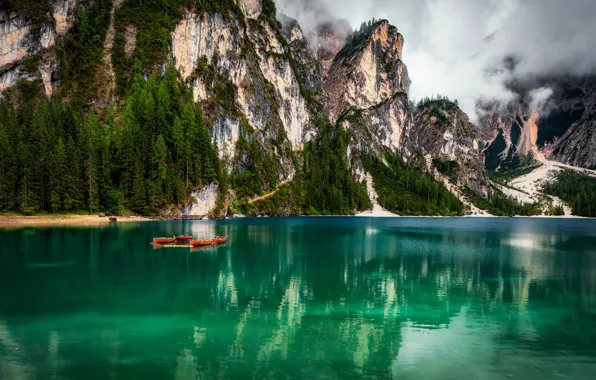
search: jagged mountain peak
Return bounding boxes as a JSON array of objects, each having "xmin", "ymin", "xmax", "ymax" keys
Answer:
[
  {"xmin": 334, "ymin": 19, "xmax": 403, "ymax": 60},
  {"xmin": 325, "ymin": 18, "xmax": 410, "ymax": 123}
]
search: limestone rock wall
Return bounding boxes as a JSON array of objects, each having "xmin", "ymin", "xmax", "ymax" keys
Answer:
[{"xmin": 0, "ymin": 0, "xmax": 78, "ymax": 95}]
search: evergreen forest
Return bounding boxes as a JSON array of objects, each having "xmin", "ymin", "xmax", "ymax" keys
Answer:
[
  {"xmin": 363, "ymin": 153, "xmax": 464, "ymax": 216},
  {"xmin": 543, "ymin": 171, "xmax": 596, "ymax": 217},
  {"xmin": 0, "ymin": 65, "xmax": 221, "ymax": 216}
]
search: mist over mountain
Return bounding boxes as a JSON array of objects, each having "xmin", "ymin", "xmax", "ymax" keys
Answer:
[{"xmin": 278, "ymin": 0, "xmax": 596, "ymax": 121}]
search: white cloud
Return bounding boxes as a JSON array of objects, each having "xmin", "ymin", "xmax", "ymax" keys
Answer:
[{"xmin": 277, "ymin": 0, "xmax": 596, "ymax": 122}]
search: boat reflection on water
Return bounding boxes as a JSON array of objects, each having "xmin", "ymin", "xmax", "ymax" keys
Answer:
[
  {"xmin": 190, "ymin": 243, "xmax": 227, "ymax": 253},
  {"xmin": 1, "ymin": 218, "xmax": 596, "ymax": 379}
]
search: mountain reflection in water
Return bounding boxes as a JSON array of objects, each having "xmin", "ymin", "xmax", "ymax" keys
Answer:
[{"xmin": 0, "ymin": 217, "xmax": 595, "ymax": 379}]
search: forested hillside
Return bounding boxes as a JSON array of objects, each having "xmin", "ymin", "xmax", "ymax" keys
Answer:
[
  {"xmin": 0, "ymin": 65, "xmax": 221, "ymax": 215},
  {"xmin": 363, "ymin": 153, "xmax": 464, "ymax": 216},
  {"xmin": 543, "ymin": 171, "xmax": 596, "ymax": 217}
]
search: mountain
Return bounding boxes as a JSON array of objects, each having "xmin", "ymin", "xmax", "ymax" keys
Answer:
[
  {"xmin": 0, "ymin": 0, "xmax": 553, "ymax": 217},
  {"xmin": 482, "ymin": 75, "xmax": 596, "ymax": 172}
]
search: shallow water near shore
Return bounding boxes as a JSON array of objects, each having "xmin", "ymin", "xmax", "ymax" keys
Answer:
[{"xmin": 1, "ymin": 217, "xmax": 596, "ymax": 379}]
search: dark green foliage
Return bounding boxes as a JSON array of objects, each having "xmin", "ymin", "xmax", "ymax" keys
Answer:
[
  {"xmin": 21, "ymin": 55, "xmax": 40, "ymax": 74},
  {"xmin": 0, "ymin": 0, "xmax": 53, "ymax": 25},
  {"xmin": 232, "ymin": 124, "xmax": 282, "ymax": 200},
  {"xmin": 488, "ymin": 153, "xmax": 539, "ymax": 182},
  {"xmin": 241, "ymin": 181, "xmax": 302, "ymax": 217},
  {"xmin": 461, "ymin": 187, "xmax": 541, "ymax": 216},
  {"xmin": 193, "ymin": 55, "xmax": 240, "ymax": 117},
  {"xmin": 113, "ymin": 0, "xmax": 184, "ymax": 95},
  {"xmin": 417, "ymin": 94, "xmax": 460, "ymax": 128},
  {"xmin": 433, "ymin": 158, "xmax": 459, "ymax": 182},
  {"xmin": 363, "ymin": 153, "xmax": 463, "ymax": 216},
  {"xmin": 261, "ymin": 0, "xmax": 277, "ymax": 21},
  {"xmin": 0, "ymin": 64, "xmax": 221, "ymax": 215},
  {"xmin": 416, "ymin": 94, "xmax": 459, "ymax": 110},
  {"xmin": 232, "ymin": 117, "xmax": 372, "ymax": 216},
  {"xmin": 543, "ymin": 171, "xmax": 596, "ymax": 217},
  {"xmin": 546, "ymin": 203, "xmax": 565, "ymax": 216},
  {"xmin": 335, "ymin": 18, "xmax": 387, "ymax": 61},
  {"xmin": 195, "ymin": 0, "xmax": 244, "ymax": 20},
  {"xmin": 58, "ymin": 0, "xmax": 112, "ymax": 101},
  {"xmin": 301, "ymin": 120, "xmax": 372, "ymax": 215}
]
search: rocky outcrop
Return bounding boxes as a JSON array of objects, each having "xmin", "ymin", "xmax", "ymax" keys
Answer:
[
  {"xmin": 412, "ymin": 102, "xmax": 488, "ymax": 195},
  {"xmin": 481, "ymin": 75, "xmax": 596, "ymax": 171},
  {"xmin": 0, "ymin": 0, "xmax": 78, "ymax": 95},
  {"xmin": 236, "ymin": 0, "xmax": 262, "ymax": 20},
  {"xmin": 547, "ymin": 77, "xmax": 596, "ymax": 169},
  {"xmin": 325, "ymin": 20, "xmax": 410, "ymax": 123},
  {"xmin": 339, "ymin": 93, "xmax": 412, "ymax": 158},
  {"xmin": 183, "ymin": 183, "xmax": 219, "ymax": 216},
  {"xmin": 171, "ymin": 7, "xmax": 322, "ymax": 199},
  {"xmin": 279, "ymin": 13, "xmax": 326, "ymax": 103},
  {"xmin": 53, "ymin": 0, "xmax": 77, "ymax": 35},
  {"xmin": 96, "ymin": 0, "xmax": 125, "ymax": 107},
  {"xmin": 328, "ymin": 19, "xmax": 488, "ymax": 200},
  {"xmin": 123, "ymin": 23, "xmax": 137, "ymax": 57},
  {"xmin": 480, "ymin": 101, "xmax": 538, "ymax": 172},
  {"xmin": 0, "ymin": 1, "xmax": 496, "ymax": 211}
]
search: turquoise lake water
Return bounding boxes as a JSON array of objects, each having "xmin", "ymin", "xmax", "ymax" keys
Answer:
[{"xmin": 1, "ymin": 217, "xmax": 596, "ymax": 379}]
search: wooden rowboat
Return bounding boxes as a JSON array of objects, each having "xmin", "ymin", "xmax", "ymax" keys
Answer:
[
  {"xmin": 153, "ymin": 237, "xmax": 176, "ymax": 245},
  {"xmin": 213, "ymin": 236, "xmax": 228, "ymax": 245},
  {"xmin": 175, "ymin": 235, "xmax": 193, "ymax": 243},
  {"xmin": 190, "ymin": 239, "xmax": 213, "ymax": 247}
]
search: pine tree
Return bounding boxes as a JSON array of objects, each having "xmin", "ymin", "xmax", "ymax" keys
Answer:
[
  {"xmin": 0, "ymin": 118, "xmax": 17, "ymax": 210},
  {"xmin": 84, "ymin": 114, "xmax": 100, "ymax": 212},
  {"xmin": 130, "ymin": 155, "xmax": 148, "ymax": 214},
  {"xmin": 64, "ymin": 137, "xmax": 83, "ymax": 212},
  {"xmin": 50, "ymin": 138, "xmax": 67, "ymax": 212}
]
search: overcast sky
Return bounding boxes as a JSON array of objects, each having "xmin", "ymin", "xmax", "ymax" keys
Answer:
[{"xmin": 277, "ymin": 0, "xmax": 596, "ymax": 121}]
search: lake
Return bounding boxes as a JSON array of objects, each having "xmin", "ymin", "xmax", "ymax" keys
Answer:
[{"xmin": 1, "ymin": 217, "xmax": 596, "ymax": 379}]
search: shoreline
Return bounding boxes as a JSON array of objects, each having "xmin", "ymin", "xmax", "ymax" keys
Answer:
[
  {"xmin": 0, "ymin": 214, "xmax": 152, "ymax": 229},
  {"xmin": 1, "ymin": 212, "xmax": 592, "ymax": 229}
]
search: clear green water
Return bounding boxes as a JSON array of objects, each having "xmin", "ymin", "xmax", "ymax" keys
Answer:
[{"xmin": 1, "ymin": 217, "xmax": 596, "ymax": 379}]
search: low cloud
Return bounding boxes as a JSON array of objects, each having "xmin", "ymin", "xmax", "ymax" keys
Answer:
[
  {"xmin": 277, "ymin": 0, "xmax": 596, "ymax": 122},
  {"xmin": 528, "ymin": 87, "xmax": 554, "ymax": 109}
]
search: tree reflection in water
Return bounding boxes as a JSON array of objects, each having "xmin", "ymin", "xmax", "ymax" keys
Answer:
[{"xmin": 0, "ymin": 218, "xmax": 595, "ymax": 379}]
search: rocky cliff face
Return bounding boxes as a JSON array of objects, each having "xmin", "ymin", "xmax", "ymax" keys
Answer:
[
  {"xmin": 170, "ymin": 3, "xmax": 327, "ymax": 214},
  {"xmin": 547, "ymin": 77, "xmax": 596, "ymax": 169},
  {"xmin": 481, "ymin": 75, "xmax": 596, "ymax": 171},
  {"xmin": 0, "ymin": 0, "xmax": 77, "ymax": 96},
  {"xmin": 412, "ymin": 102, "xmax": 488, "ymax": 195},
  {"xmin": 481, "ymin": 101, "xmax": 539, "ymax": 172},
  {"xmin": 325, "ymin": 20, "xmax": 410, "ymax": 123},
  {"xmin": 326, "ymin": 20, "xmax": 487, "ymax": 197}
]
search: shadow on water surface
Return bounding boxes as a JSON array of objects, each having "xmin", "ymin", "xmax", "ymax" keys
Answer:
[{"xmin": 0, "ymin": 217, "xmax": 595, "ymax": 379}]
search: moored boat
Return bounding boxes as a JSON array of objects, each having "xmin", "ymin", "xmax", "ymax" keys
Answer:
[
  {"xmin": 213, "ymin": 236, "xmax": 228, "ymax": 245},
  {"xmin": 175, "ymin": 234, "xmax": 193, "ymax": 243},
  {"xmin": 153, "ymin": 237, "xmax": 176, "ymax": 245},
  {"xmin": 190, "ymin": 239, "xmax": 213, "ymax": 247}
]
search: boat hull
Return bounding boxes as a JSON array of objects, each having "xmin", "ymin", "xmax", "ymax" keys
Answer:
[
  {"xmin": 213, "ymin": 236, "xmax": 228, "ymax": 245},
  {"xmin": 190, "ymin": 240, "xmax": 213, "ymax": 247},
  {"xmin": 153, "ymin": 237, "xmax": 176, "ymax": 245}
]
